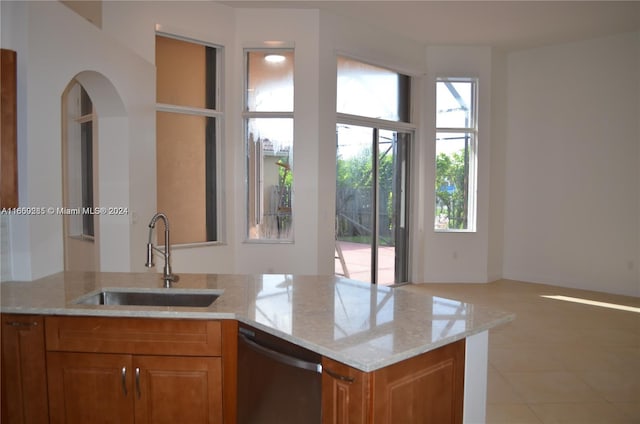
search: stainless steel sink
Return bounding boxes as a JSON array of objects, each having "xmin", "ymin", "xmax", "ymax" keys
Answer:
[{"xmin": 74, "ymin": 289, "xmax": 220, "ymax": 307}]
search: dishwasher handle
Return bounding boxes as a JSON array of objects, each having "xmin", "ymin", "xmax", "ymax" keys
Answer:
[{"xmin": 239, "ymin": 333, "xmax": 322, "ymax": 374}]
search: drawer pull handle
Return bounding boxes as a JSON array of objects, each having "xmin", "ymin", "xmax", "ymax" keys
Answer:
[
  {"xmin": 324, "ymin": 367, "xmax": 355, "ymax": 383},
  {"xmin": 121, "ymin": 367, "xmax": 128, "ymax": 396},
  {"xmin": 135, "ymin": 367, "xmax": 141, "ymax": 399},
  {"xmin": 6, "ymin": 321, "xmax": 38, "ymax": 328}
]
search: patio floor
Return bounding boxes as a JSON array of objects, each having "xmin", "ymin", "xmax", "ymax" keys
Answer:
[{"xmin": 335, "ymin": 241, "xmax": 395, "ymax": 286}]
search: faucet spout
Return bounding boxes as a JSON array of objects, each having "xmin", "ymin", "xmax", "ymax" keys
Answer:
[{"xmin": 146, "ymin": 213, "xmax": 179, "ymax": 288}]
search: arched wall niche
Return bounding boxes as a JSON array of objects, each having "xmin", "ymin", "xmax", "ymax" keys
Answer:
[
  {"xmin": 74, "ymin": 70, "xmax": 126, "ymax": 117},
  {"xmin": 62, "ymin": 70, "xmax": 132, "ymax": 272}
]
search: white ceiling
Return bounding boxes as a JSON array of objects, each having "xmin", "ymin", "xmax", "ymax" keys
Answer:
[{"xmin": 220, "ymin": 1, "xmax": 640, "ymax": 51}]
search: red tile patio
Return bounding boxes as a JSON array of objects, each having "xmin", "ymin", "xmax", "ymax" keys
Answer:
[{"xmin": 335, "ymin": 241, "xmax": 395, "ymax": 286}]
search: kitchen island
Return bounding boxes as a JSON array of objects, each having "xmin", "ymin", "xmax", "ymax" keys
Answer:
[{"xmin": 1, "ymin": 272, "xmax": 514, "ymax": 423}]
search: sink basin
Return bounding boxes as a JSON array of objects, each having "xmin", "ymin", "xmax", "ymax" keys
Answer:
[{"xmin": 74, "ymin": 289, "xmax": 220, "ymax": 307}]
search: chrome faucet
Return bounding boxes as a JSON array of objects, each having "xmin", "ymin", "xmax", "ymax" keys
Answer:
[{"xmin": 145, "ymin": 213, "xmax": 179, "ymax": 288}]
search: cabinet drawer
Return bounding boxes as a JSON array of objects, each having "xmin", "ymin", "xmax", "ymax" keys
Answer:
[{"xmin": 45, "ymin": 316, "xmax": 221, "ymax": 356}]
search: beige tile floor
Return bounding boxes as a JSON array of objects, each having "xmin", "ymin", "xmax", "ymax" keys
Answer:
[{"xmin": 409, "ymin": 280, "xmax": 640, "ymax": 424}]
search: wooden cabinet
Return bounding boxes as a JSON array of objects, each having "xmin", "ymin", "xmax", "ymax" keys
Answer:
[
  {"xmin": 47, "ymin": 352, "xmax": 134, "ymax": 424},
  {"xmin": 322, "ymin": 339, "xmax": 465, "ymax": 424},
  {"xmin": 45, "ymin": 315, "xmax": 222, "ymax": 356},
  {"xmin": 0, "ymin": 314, "xmax": 49, "ymax": 424},
  {"xmin": 45, "ymin": 316, "xmax": 226, "ymax": 424},
  {"xmin": 2, "ymin": 312, "xmax": 463, "ymax": 424},
  {"xmin": 1, "ymin": 49, "xmax": 18, "ymax": 208},
  {"xmin": 47, "ymin": 352, "xmax": 222, "ymax": 424},
  {"xmin": 134, "ymin": 355, "xmax": 222, "ymax": 424},
  {"xmin": 322, "ymin": 357, "xmax": 371, "ymax": 424}
]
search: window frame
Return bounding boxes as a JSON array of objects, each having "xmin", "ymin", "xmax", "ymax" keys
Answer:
[
  {"xmin": 434, "ymin": 76, "xmax": 478, "ymax": 233},
  {"xmin": 64, "ymin": 82, "xmax": 96, "ymax": 241},
  {"xmin": 155, "ymin": 32, "xmax": 224, "ymax": 246},
  {"xmin": 243, "ymin": 48, "xmax": 295, "ymax": 243}
]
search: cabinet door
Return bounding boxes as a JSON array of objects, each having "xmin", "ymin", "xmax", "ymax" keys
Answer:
[
  {"xmin": 322, "ymin": 357, "xmax": 371, "ymax": 424},
  {"xmin": 1, "ymin": 314, "xmax": 49, "ymax": 424},
  {"xmin": 47, "ymin": 352, "xmax": 134, "ymax": 424},
  {"xmin": 134, "ymin": 355, "xmax": 223, "ymax": 424},
  {"xmin": 322, "ymin": 340, "xmax": 465, "ymax": 424},
  {"xmin": 371, "ymin": 340, "xmax": 465, "ymax": 424}
]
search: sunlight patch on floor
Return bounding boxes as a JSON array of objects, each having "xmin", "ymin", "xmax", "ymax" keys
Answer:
[{"xmin": 541, "ymin": 295, "xmax": 640, "ymax": 313}]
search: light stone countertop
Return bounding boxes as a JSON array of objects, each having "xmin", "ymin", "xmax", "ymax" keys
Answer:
[{"xmin": 0, "ymin": 271, "xmax": 514, "ymax": 371}]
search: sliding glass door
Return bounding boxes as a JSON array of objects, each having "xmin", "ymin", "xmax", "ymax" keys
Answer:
[
  {"xmin": 335, "ymin": 55, "xmax": 412, "ymax": 285},
  {"xmin": 335, "ymin": 124, "xmax": 410, "ymax": 285}
]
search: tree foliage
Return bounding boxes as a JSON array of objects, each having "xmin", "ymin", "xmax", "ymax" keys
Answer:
[
  {"xmin": 435, "ymin": 151, "xmax": 468, "ymax": 229},
  {"xmin": 336, "ymin": 146, "xmax": 395, "ymax": 244}
]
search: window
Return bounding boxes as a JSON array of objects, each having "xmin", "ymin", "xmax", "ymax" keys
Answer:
[
  {"xmin": 155, "ymin": 34, "xmax": 222, "ymax": 245},
  {"xmin": 64, "ymin": 82, "xmax": 95, "ymax": 238},
  {"xmin": 434, "ymin": 78, "xmax": 477, "ymax": 231},
  {"xmin": 337, "ymin": 56, "xmax": 410, "ymax": 122},
  {"xmin": 336, "ymin": 56, "xmax": 412, "ymax": 285},
  {"xmin": 244, "ymin": 49, "xmax": 294, "ymax": 241}
]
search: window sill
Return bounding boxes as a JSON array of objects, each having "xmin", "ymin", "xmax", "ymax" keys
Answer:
[
  {"xmin": 68, "ymin": 234, "xmax": 95, "ymax": 242},
  {"xmin": 434, "ymin": 229, "xmax": 476, "ymax": 234},
  {"xmin": 243, "ymin": 238, "xmax": 294, "ymax": 245}
]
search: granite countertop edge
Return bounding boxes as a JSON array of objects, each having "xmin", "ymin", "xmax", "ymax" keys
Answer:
[{"xmin": 0, "ymin": 271, "xmax": 516, "ymax": 372}]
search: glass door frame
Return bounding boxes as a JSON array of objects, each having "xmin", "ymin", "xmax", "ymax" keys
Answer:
[{"xmin": 336, "ymin": 114, "xmax": 414, "ymax": 285}]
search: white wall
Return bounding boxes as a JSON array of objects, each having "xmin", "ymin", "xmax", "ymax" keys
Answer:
[
  {"xmin": 1, "ymin": 1, "xmax": 30, "ymax": 280},
  {"xmin": 1, "ymin": 1, "xmax": 430, "ymax": 281},
  {"xmin": 3, "ymin": 1, "xmax": 637, "ymax": 297},
  {"xmin": 231, "ymin": 9, "xmax": 322, "ymax": 274},
  {"xmin": 102, "ymin": 1, "xmax": 239, "ymax": 275},
  {"xmin": 503, "ymin": 32, "xmax": 640, "ymax": 296},
  {"xmin": 1, "ymin": 1, "xmax": 155, "ymax": 280},
  {"xmin": 488, "ymin": 51, "xmax": 508, "ymax": 282},
  {"xmin": 0, "ymin": 216, "xmax": 11, "ymax": 281},
  {"xmin": 317, "ymin": 11, "xmax": 426, "ymax": 277},
  {"xmin": 421, "ymin": 46, "xmax": 495, "ymax": 283}
]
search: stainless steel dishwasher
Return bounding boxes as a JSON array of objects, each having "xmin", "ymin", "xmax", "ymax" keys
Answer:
[{"xmin": 237, "ymin": 324, "xmax": 322, "ymax": 424}]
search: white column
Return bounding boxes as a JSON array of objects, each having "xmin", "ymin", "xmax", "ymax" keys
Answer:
[{"xmin": 463, "ymin": 330, "xmax": 489, "ymax": 424}]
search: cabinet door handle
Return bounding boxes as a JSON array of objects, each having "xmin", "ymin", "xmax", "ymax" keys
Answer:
[
  {"xmin": 135, "ymin": 367, "xmax": 141, "ymax": 399},
  {"xmin": 121, "ymin": 367, "xmax": 128, "ymax": 396},
  {"xmin": 239, "ymin": 333, "xmax": 322, "ymax": 373},
  {"xmin": 324, "ymin": 367, "xmax": 355, "ymax": 383}
]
